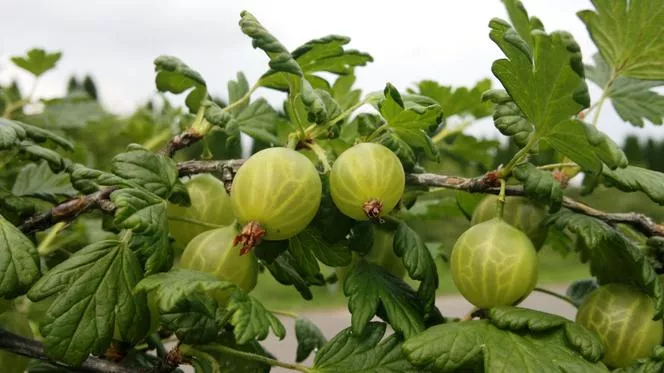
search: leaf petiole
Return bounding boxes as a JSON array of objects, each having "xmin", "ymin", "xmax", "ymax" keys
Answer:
[{"xmin": 181, "ymin": 344, "xmax": 313, "ymax": 372}]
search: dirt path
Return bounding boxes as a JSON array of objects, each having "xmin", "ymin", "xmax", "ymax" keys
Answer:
[{"xmin": 262, "ymin": 284, "xmax": 575, "ymax": 372}]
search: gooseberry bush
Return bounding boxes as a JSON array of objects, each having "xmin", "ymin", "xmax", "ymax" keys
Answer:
[{"xmin": 1, "ymin": 0, "xmax": 663, "ymax": 372}]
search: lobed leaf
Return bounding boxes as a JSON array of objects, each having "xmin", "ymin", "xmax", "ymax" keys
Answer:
[
  {"xmin": 566, "ymin": 278, "xmax": 598, "ymax": 307},
  {"xmin": 481, "ymin": 89, "xmax": 532, "ymax": 147},
  {"xmin": 409, "ymin": 79, "xmax": 492, "ymax": 119},
  {"xmin": 313, "ymin": 322, "xmax": 426, "ymax": 373},
  {"xmin": 111, "ymin": 146, "xmax": 181, "ymax": 199},
  {"xmin": 37, "ymin": 240, "xmax": 149, "ymax": 365},
  {"xmin": 343, "ymin": 260, "xmax": 425, "ymax": 339},
  {"xmin": 489, "ymin": 17, "xmax": 590, "ymax": 136},
  {"xmin": 393, "ymin": 221, "xmax": 439, "ymax": 312},
  {"xmin": 578, "ymin": 0, "xmax": 664, "ymax": 80},
  {"xmin": 601, "ymin": 165, "xmax": 664, "ymax": 205},
  {"xmin": 512, "ymin": 163, "xmax": 563, "ymax": 211},
  {"xmin": 547, "ymin": 211, "xmax": 664, "ymax": 318},
  {"xmin": 154, "ymin": 55, "xmax": 207, "ymax": 113},
  {"xmin": 227, "ymin": 289, "xmax": 286, "ymax": 344},
  {"xmin": 0, "ymin": 214, "xmax": 40, "ymax": 298},
  {"xmin": 12, "ymin": 161, "xmax": 76, "ymax": 203},
  {"xmin": 586, "ymin": 53, "xmax": 664, "ymax": 127},
  {"xmin": 402, "ymin": 319, "xmax": 608, "ymax": 372},
  {"xmin": 135, "ymin": 268, "xmax": 236, "ymax": 311},
  {"xmin": 11, "ymin": 48, "xmax": 62, "ymax": 77},
  {"xmin": 295, "ymin": 316, "xmax": 326, "ymax": 363},
  {"xmin": 159, "ymin": 293, "xmax": 226, "ymax": 344}
]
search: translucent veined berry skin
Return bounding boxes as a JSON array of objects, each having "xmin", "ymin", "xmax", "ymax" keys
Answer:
[
  {"xmin": 167, "ymin": 174, "xmax": 235, "ymax": 248},
  {"xmin": 231, "ymin": 147, "xmax": 322, "ymax": 241},
  {"xmin": 450, "ymin": 217, "xmax": 538, "ymax": 308},
  {"xmin": 180, "ymin": 225, "xmax": 259, "ymax": 293},
  {"xmin": 330, "ymin": 143, "xmax": 405, "ymax": 220},
  {"xmin": 337, "ymin": 225, "xmax": 407, "ymax": 283},
  {"xmin": 471, "ymin": 195, "xmax": 547, "ymax": 249},
  {"xmin": 576, "ymin": 283, "xmax": 663, "ymax": 368},
  {"xmin": 0, "ymin": 310, "xmax": 33, "ymax": 373}
]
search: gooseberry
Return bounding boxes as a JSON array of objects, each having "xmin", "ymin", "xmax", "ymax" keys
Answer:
[
  {"xmin": 180, "ymin": 225, "xmax": 259, "ymax": 293},
  {"xmin": 231, "ymin": 147, "xmax": 322, "ymax": 254},
  {"xmin": 576, "ymin": 283, "xmax": 663, "ymax": 368},
  {"xmin": 330, "ymin": 143, "xmax": 405, "ymax": 221},
  {"xmin": 471, "ymin": 195, "xmax": 547, "ymax": 249},
  {"xmin": 337, "ymin": 225, "xmax": 407, "ymax": 282},
  {"xmin": 450, "ymin": 217, "xmax": 538, "ymax": 308},
  {"xmin": 167, "ymin": 174, "xmax": 235, "ymax": 248}
]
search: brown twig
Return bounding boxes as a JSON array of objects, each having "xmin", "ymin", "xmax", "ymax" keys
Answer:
[
  {"xmin": 177, "ymin": 159, "xmax": 245, "ymax": 193},
  {"xmin": 17, "ymin": 162, "xmax": 664, "ymax": 239},
  {"xmin": 0, "ymin": 328, "xmax": 136, "ymax": 373},
  {"xmin": 159, "ymin": 130, "xmax": 204, "ymax": 158},
  {"xmin": 19, "ymin": 187, "xmax": 117, "ymax": 234}
]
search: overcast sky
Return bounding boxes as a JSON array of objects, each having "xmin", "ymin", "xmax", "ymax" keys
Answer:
[{"xmin": 1, "ymin": 0, "xmax": 661, "ymax": 141}]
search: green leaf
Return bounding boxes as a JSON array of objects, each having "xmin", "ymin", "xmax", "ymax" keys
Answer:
[
  {"xmin": 18, "ymin": 141, "xmax": 67, "ymax": 172},
  {"xmin": 408, "ymin": 79, "xmax": 493, "ymax": 119},
  {"xmin": 392, "ymin": 128, "xmax": 439, "ymax": 162},
  {"xmin": 547, "ymin": 211, "xmax": 663, "ymax": 318},
  {"xmin": 402, "ymin": 319, "xmax": 608, "ymax": 372},
  {"xmin": 348, "ymin": 221, "xmax": 374, "ymax": 255},
  {"xmin": 542, "ymin": 119, "xmax": 627, "ymax": 174},
  {"xmin": 613, "ymin": 345, "xmax": 664, "ymax": 373},
  {"xmin": 541, "ymin": 226, "xmax": 574, "ymax": 257},
  {"xmin": 601, "ymin": 165, "xmax": 664, "ymax": 205},
  {"xmin": 566, "ymin": 278, "xmax": 598, "ymax": 307},
  {"xmin": 10, "ymin": 48, "xmax": 62, "ymax": 77},
  {"xmin": 500, "ymin": 0, "xmax": 544, "ymax": 50},
  {"xmin": 379, "ymin": 84, "xmax": 443, "ymax": 130},
  {"xmin": 12, "ymin": 161, "xmax": 76, "ymax": 203},
  {"xmin": 586, "ymin": 53, "xmax": 664, "ymax": 127},
  {"xmin": 15, "ymin": 121, "xmax": 74, "ymax": 151},
  {"xmin": 136, "ymin": 268, "xmax": 236, "ymax": 309},
  {"xmin": 154, "ymin": 55, "xmax": 207, "ymax": 113},
  {"xmin": 227, "ymin": 289, "xmax": 286, "ymax": 345},
  {"xmin": 313, "ymin": 322, "xmax": 426, "ymax": 373},
  {"xmin": 0, "ymin": 214, "xmax": 40, "ymax": 298},
  {"xmin": 481, "ymin": 89, "xmax": 533, "ymax": 147},
  {"xmin": 378, "ymin": 132, "xmax": 416, "ymax": 171},
  {"xmin": 489, "ymin": 18, "xmax": 590, "ymax": 136},
  {"xmin": 227, "ymin": 98, "xmax": 281, "ymax": 145},
  {"xmin": 291, "ymin": 227, "xmax": 352, "ymax": 268},
  {"xmin": 262, "ymin": 251, "xmax": 318, "ymax": 300},
  {"xmin": 440, "ymin": 134, "xmax": 501, "ymax": 170},
  {"xmin": 188, "ymin": 333, "xmax": 272, "ymax": 373},
  {"xmin": 343, "ymin": 260, "xmax": 425, "ymax": 339},
  {"xmin": 513, "ymin": 163, "xmax": 563, "ymax": 211},
  {"xmin": 239, "ymin": 11, "xmax": 302, "ymax": 78},
  {"xmin": 160, "ymin": 293, "xmax": 226, "ymax": 344},
  {"xmin": 393, "ymin": 221, "xmax": 439, "ymax": 311},
  {"xmin": 260, "ymin": 35, "xmax": 372, "ymax": 91},
  {"xmin": 487, "ymin": 306, "xmax": 604, "ymax": 362},
  {"xmin": 314, "ymin": 176, "xmax": 355, "ymax": 243},
  {"xmin": 37, "ymin": 239, "xmax": 148, "ymax": 365},
  {"xmin": 26, "ymin": 96, "xmax": 109, "ymax": 129},
  {"xmin": 111, "ymin": 146, "xmax": 180, "ymax": 199},
  {"xmin": 110, "ymin": 188, "xmax": 172, "ymax": 274},
  {"xmin": 578, "ymin": 0, "xmax": 664, "ymax": 80},
  {"xmin": 295, "ymin": 316, "xmax": 326, "ymax": 363}
]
